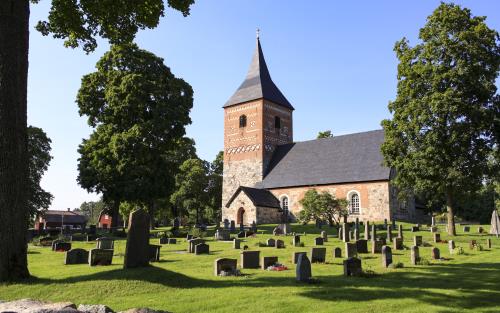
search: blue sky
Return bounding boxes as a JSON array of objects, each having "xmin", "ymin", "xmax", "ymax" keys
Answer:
[{"xmin": 28, "ymin": 1, "xmax": 500, "ymax": 211}]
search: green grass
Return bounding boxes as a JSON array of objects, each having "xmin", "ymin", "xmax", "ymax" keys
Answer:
[{"xmin": 1, "ymin": 223, "xmax": 500, "ymax": 313}]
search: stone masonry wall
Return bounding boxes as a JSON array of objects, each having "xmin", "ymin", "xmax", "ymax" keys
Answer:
[
  {"xmin": 256, "ymin": 206, "xmax": 282, "ymax": 224},
  {"xmin": 223, "ymin": 191, "xmax": 257, "ymax": 225}
]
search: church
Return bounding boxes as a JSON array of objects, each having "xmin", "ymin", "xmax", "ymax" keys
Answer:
[{"xmin": 221, "ymin": 35, "xmax": 417, "ymax": 225}]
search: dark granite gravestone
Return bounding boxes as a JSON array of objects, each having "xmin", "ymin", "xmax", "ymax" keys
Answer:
[
  {"xmin": 338, "ymin": 226, "xmax": 343, "ymax": 241},
  {"xmin": 431, "ymin": 247, "xmax": 440, "ymax": 260},
  {"xmin": 393, "ymin": 237, "xmax": 403, "ymax": 250},
  {"xmin": 188, "ymin": 238, "xmax": 205, "ymax": 253},
  {"xmin": 65, "ymin": 248, "xmax": 89, "ymax": 265},
  {"xmin": 215, "ymin": 229, "xmax": 230, "ymax": 241},
  {"xmin": 168, "ymin": 238, "xmax": 177, "ymax": 244},
  {"xmin": 310, "ymin": 247, "xmax": 326, "ymax": 263},
  {"xmin": 54, "ymin": 242, "xmax": 71, "ymax": 252},
  {"xmin": 371, "ymin": 240, "xmax": 383, "ymax": 254},
  {"xmin": 223, "ymin": 219, "xmax": 230, "ymax": 230},
  {"xmin": 321, "ymin": 231, "xmax": 328, "ymax": 242},
  {"xmin": 88, "ymin": 225, "xmax": 97, "ymax": 235},
  {"xmin": 282, "ymin": 223, "xmax": 291, "ymax": 234},
  {"xmin": 239, "ymin": 223, "xmax": 245, "ymax": 232},
  {"xmin": 486, "ymin": 238, "xmax": 492, "ymax": 249},
  {"xmin": 293, "ymin": 235, "xmax": 301, "ymax": 246},
  {"xmin": 275, "ymin": 239, "xmax": 285, "ymax": 249},
  {"xmin": 186, "ymin": 234, "xmax": 193, "ymax": 240},
  {"xmin": 292, "ymin": 252, "xmax": 307, "ymax": 264},
  {"xmin": 353, "ymin": 229, "xmax": 360, "ymax": 241},
  {"xmin": 411, "ymin": 226, "xmax": 419, "ymax": 232},
  {"xmin": 233, "ymin": 238, "xmax": 241, "ymax": 249},
  {"xmin": 398, "ymin": 224, "xmax": 403, "ymax": 239},
  {"xmin": 230, "ymin": 220, "xmax": 236, "ymax": 232},
  {"xmin": 261, "ymin": 256, "xmax": 279, "ymax": 270},
  {"xmin": 384, "ymin": 219, "xmax": 388, "ymax": 229},
  {"xmin": 381, "ymin": 245, "xmax": 392, "ymax": 268},
  {"xmin": 251, "ymin": 221, "xmax": 257, "ymax": 233},
  {"xmin": 355, "ymin": 218, "xmax": 360, "ymax": 232},
  {"xmin": 86, "ymin": 235, "xmax": 96, "ymax": 242},
  {"xmin": 70, "ymin": 234, "xmax": 84, "ymax": 242},
  {"xmin": 334, "ymin": 247, "xmax": 342, "ymax": 258},
  {"xmin": 159, "ymin": 237, "xmax": 168, "ymax": 244},
  {"xmin": 123, "ymin": 209, "xmax": 150, "ymax": 269},
  {"xmin": 237, "ymin": 231, "xmax": 246, "ymax": 238},
  {"xmin": 267, "ymin": 238, "xmax": 276, "ymax": 247},
  {"xmin": 430, "ymin": 226, "xmax": 438, "ymax": 233},
  {"xmin": 272, "ymin": 227, "xmax": 282, "ymax": 236},
  {"xmin": 463, "ymin": 226, "xmax": 470, "ymax": 232},
  {"xmin": 214, "ymin": 258, "xmax": 237, "ymax": 276},
  {"xmin": 343, "ymin": 224, "xmax": 350, "ymax": 243},
  {"xmin": 96, "ymin": 237, "xmax": 114, "ymax": 250},
  {"xmin": 371, "ymin": 224, "xmax": 377, "ymax": 241},
  {"xmin": 314, "ymin": 237, "xmax": 324, "ymax": 246},
  {"xmin": 149, "ymin": 245, "xmax": 161, "ymax": 262},
  {"xmin": 413, "ymin": 236, "xmax": 423, "ymax": 247},
  {"xmin": 355, "ymin": 239, "xmax": 368, "ymax": 253},
  {"xmin": 345, "ymin": 242, "xmax": 358, "ymax": 258},
  {"xmin": 410, "ymin": 246, "xmax": 420, "ymax": 265},
  {"xmin": 364, "ymin": 221, "xmax": 370, "ymax": 240},
  {"xmin": 448, "ymin": 240, "xmax": 455, "ymax": 253},
  {"xmin": 296, "ymin": 254, "xmax": 312, "ymax": 282},
  {"xmin": 89, "ymin": 249, "xmax": 113, "ymax": 266},
  {"xmin": 240, "ymin": 251, "xmax": 260, "ymax": 268},
  {"xmin": 433, "ymin": 233, "xmax": 441, "ymax": 243},
  {"xmin": 386, "ymin": 225, "xmax": 393, "ymax": 242},
  {"xmin": 195, "ymin": 243, "xmax": 209, "ymax": 255},
  {"xmin": 478, "ymin": 226, "xmax": 484, "ymax": 233},
  {"xmin": 51, "ymin": 240, "xmax": 63, "ymax": 251},
  {"xmin": 343, "ymin": 257, "xmax": 362, "ymax": 276}
]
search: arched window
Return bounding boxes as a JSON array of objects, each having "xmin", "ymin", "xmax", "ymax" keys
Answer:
[
  {"xmin": 349, "ymin": 192, "xmax": 360, "ymax": 215},
  {"xmin": 239, "ymin": 115, "xmax": 247, "ymax": 128},
  {"xmin": 274, "ymin": 116, "xmax": 281, "ymax": 129},
  {"xmin": 281, "ymin": 196, "xmax": 289, "ymax": 219}
]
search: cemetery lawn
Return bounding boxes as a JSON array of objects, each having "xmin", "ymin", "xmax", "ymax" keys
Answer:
[{"xmin": 1, "ymin": 223, "xmax": 500, "ymax": 313}]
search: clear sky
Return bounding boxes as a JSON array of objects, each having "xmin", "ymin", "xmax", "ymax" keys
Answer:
[{"xmin": 28, "ymin": 1, "xmax": 500, "ymax": 211}]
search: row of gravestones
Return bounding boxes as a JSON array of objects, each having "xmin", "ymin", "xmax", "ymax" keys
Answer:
[{"xmin": 221, "ymin": 219, "xmax": 258, "ymax": 233}]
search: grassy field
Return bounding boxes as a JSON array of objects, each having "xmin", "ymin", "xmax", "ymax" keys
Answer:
[{"xmin": 1, "ymin": 223, "xmax": 499, "ymax": 313}]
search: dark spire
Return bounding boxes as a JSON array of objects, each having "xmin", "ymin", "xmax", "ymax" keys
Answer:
[{"xmin": 223, "ymin": 33, "xmax": 294, "ymax": 110}]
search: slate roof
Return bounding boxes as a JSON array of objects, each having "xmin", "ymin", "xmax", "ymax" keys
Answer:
[
  {"xmin": 259, "ymin": 129, "xmax": 390, "ymax": 188},
  {"xmin": 42, "ymin": 210, "xmax": 87, "ymax": 224},
  {"xmin": 223, "ymin": 37, "xmax": 294, "ymax": 110},
  {"xmin": 226, "ymin": 186, "xmax": 281, "ymax": 208}
]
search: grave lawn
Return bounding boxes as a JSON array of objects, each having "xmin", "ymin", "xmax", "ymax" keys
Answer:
[{"xmin": 1, "ymin": 223, "xmax": 500, "ymax": 313}]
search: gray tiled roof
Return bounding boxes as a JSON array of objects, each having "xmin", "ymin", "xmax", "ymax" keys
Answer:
[
  {"xmin": 43, "ymin": 210, "xmax": 87, "ymax": 224},
  {"xmin": 226, "ymin": 186, "xmax": 281, "ymax": 208},
  {"xmin": 223, "ymin": 38, "xmax": 294, "ymax": 110},
  {"xmin": 260, "ymin": 129, "xmax": 390, "ymax": 188}
]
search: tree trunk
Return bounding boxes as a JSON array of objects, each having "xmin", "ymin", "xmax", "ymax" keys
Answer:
[
  {"xmin": 446, "ymin": 190, "xmax": 456, "ymax": 236},
  {"xmin": 110, "ymin": 201, "xmax": 120, "ymax": 231},
  {"xmin": 0, "ymin": 0, "xmax": 30, "ymax": 281}
]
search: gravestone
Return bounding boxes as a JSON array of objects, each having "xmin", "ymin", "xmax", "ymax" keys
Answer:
[
  {"xmin": 214, "ymin": 258, "xmax": 237, "ymax": 276},
  {"xmin": 275, "ymin": 239, "xmax": 285, "ymax": 249},
  {"xmin": 345, "ymin": 242, "xmax": 358, "ymax": 258},
  {"xmin": 355, "ymin": 218, "xmax": 360, "ymax": 232},
  {"xmin": 343, "ymin": 257, "xmax": 362, "ymax": 276},
  {"xmin": 230, "ymin": 220, "xmax": 236, "ymax": 232},
  {"xmin": 240, "ymin": 251, "xmax": 260, "ymax": 268},
  {"xmin": 314, "ymin": 237, "xmax": 324, "ymax": 246},
  {"xmin": 398, "ymin": 224, "xmax": 403, "ymax": 239},
  {"xmin": 267, "ymin": 238, "xmax": 276, "ymax": 247},
  {"xmin": 353, "ymin": 228, "xmax": 360, "ymax": 241},
  {"xmin": 124, "ymin": 209, "xmax": 150, "ymax": 269},
  {"xmin": 173, "ymin": 217, "xmax": 180, "ymax": 229},
  {"xmin": 356, "ymin": 239, "xmax": 368, "ymax": 253},
  {"xmin": 237, "ymin": 231, "xmax": 246, "ymax": 238},
  {"xmin": 334, "ymin": 247, "xmax": 342, "ymax": 258},
  {"xmin": 364, "ymin": 221, "xmax": 370, "ymax": 240},
  {"xmin": 381, "ymin": 245, "xmax": 392, "ymax": 268},
  {"xmin": 463, "ymin": 226, "xmax": 470, "ymax": 232},
  {"xmin": 411, "ymin": 226, "xmax": 419, "ymax": 232},
  {"xmin": 386, "ymin": 225, "xmax": 393, "ymax": 242},
  {"xmin": 349, "ymin": 230, "xmax": 354, "ymax": 241},
  {"xmin": 51, "ymin": 240, "xmax": 63, "ymax": 251},
  {"xmin": 96, "ymin": 237, "xmax": 114, "ymax": 250},
  {"xmin": 292, "ymin": 252, "xmax": 307, "ymax": 264},
  {"xmin": 168, "ymin": 238, "xmax": 177, "ymax": 244},
  {"xmin": 486, "ymin": 238, "xmax": 491, "ymax": 249},
  {"xmin": 371, "ymin": 240, "xmax": 383, "ymax": 254},
  {"xmin": 478, "ymin": 226, "xmax": 484, "ymax": 233},
  {"xmin": 393, "ymin": 237, "xmax": 403, "ymax": 250},
  {"xmin": 292, "ymin": 235, "xmax": 301, "ymax": 246},
  {"xmin": 448, "ymin": 240, "xmax": 455, "ymax": 253},
  {"xmin": 343, "ymin": 224, "xmax": 350, "ymax": 243},
  {"xmin": 188, "ymin": 238, "xmax": 205, "ymax": 253},
  {"xmin": 282, "ymin": 223, "xmax": 291, "ymax": 234},
  {"xmin": 186, "ymin": 234, "xmax": 193, "ymax": 240},
  {"xmin": 431, "ymin": 216, "xmax": 436, "ymax": 226},
  {"xmin": 89, "ymin": 249, "xmax": 113, "ymax": 266},
  {"xmin": 65, "ymin": 248, "xmax": 89, "ymax": 265},
  {"xmin": 54, "ymin": 242, "xmax": 71, "ymax": 252},
  {"xmin": 430, "ymin": 226, "xmax": 438, "ymax": 233},
  {"xmin": 310, "ymin": 247, "xmax": 326, "ymax": 263},
  {"xmin": 371, "ymin": 224, "xmax": 377, "ymax": 241},
  {"xmin": 149, "ymin": 244, "xmax": 161, "ymax": 262},
  {"xmin": 296, "ymin": 254, "xmax": 312, "ymax": 282},
  {"xmin": 272, "ymin": 227, "xmax": 282, "ymax": 236},
  {"xmin": 338, "ymin": 226, "xmax": 343, "ymax": 241},
  {"xmin": 195, "ymin": 243, "xmax": 209, "ymax": 255},
  {"xmin": 410, "ymin": 246, "xmax": 420, "ymax": 265},
  {"xmin": 433, "ymin": 233, "xmax": 441, "ymax": 243},
  {"xmin": 321, "ymin": 231, "xmax": 328, "ymax": 242},
  {"xmin": 233, "ymin": 238, "xmax": 241, "ymax": 249},
  {"xmin": 431, "ymin": 247, "xmax": 440, "ymax": 260},
  {"xmin": 469, "ymin": 240, "xmax": 477, "ymax": 250},
  {"xmin": 384, "ymin": 219, "xmax": 388, "ymax": 229},
  {"xmin": 251, "ymin": 221, "xmax": 257, "ymax": 233},
  {"xmin": 239, "ymin": 223, "xmax": 245, "ymax": 232},
  {"xmin": 86, "ymin": 235, "xmax": 96, "ymax": 242},
  {"xmin": 490, "ymin": 209, "xmax": 500, "ymax": 237},
  {"xmin": 70, "ymin": 234, "xmax": 84, "ymax": 242},
  {"xmin": 223, "ymin": 219, "xmax": 229, "ymax": 230},
  {"xmin": 261, "ymin": 256, "xmax": 279, "ymax": 270},
  {"xmin": 159, "ymin": 237, "xmax": 168, "ymax": 244},
  {"xmin": 413, "ymin": 236, "xmax": 423, "ymax": 247}
]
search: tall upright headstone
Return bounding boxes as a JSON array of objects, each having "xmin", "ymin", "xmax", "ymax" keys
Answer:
[
  {"xmin": 411, "ymin": 246, "xmax": 420, "ymax": 265},
  {"xmin": 386, "ymin": 225, "xmax": 393, "ymax": 242},
  {"xmin": 342, "ymin": 223, "xmax": 350, "ymax": 243},
  {"xmin": 490, "ymin": 209, "xmax": 500, "ymax": 238},
  {"xmin": 230, "ymin": 220, "xmax": 236, "ymax": 232},
  {"xmin": 124, "ymin": 208, "xmax": 151, "ymax": 269},
  {"xmin": 431, "ymin": 216, "xmax": 436, "ymax": 227},
  {"xmin": 364, "ymin": 221, "xmax": 370, "ymax": 240},
  {"xmin": 398, "ymin": 224, "xmax": 403, "ymax": 239},
  {"xmin": 296, "ymin": 254, "xmax": 312, "ymax": 282},
  {"xmin": 448, "ymin": 240, "xmax": 455, "ymax": 253},
  {"xmin": 381, "ymin": 245, "xmax": 392, "ymax": 268},
  {"xmin": 371, "ymin": 224, "xmax": 376, "ymax": 241}
]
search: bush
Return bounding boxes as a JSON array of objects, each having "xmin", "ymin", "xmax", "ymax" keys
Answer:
[
  {"xmin": 190, "ymin": 228, "xmax": 206, "ymax": 238},
  {"xmin": 388, "ymin": 262, "xmax": 404, "ymax": 269}
]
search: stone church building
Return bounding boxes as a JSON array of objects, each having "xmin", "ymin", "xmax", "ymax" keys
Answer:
[{"xmin": 222, "ymin": 35, "xmax": 416, "ymax": 225}]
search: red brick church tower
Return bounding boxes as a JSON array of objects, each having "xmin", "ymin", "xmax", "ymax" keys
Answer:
[{"xmin": 222, "ymin": 33, "xmax": 294, "ymax": 222}]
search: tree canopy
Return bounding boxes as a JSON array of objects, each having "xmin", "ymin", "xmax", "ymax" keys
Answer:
[
  {"xmin": 317, "ymin": 130, "xmax": 333, "ymax": 139},
  {"xmin": 381, "ymin": 3, "xmax": 500, "ymax": 235},
  {"xmin": 298, "ymin": 189, "xmax": 348, "ymax": 226}
]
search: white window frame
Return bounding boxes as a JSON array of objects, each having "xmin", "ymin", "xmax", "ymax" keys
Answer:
[
  {"xmin": 280, "ymin": 195, "xmax": 289, "ymax": 216},
  {"xmin": 347, "ymin": 190, "xmax": 361, "ymax": 215}
]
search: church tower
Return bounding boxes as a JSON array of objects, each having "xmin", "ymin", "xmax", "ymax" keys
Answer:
[{"xmin": 222, "ymin": 33, "xmax": 294, "ymax": 212}]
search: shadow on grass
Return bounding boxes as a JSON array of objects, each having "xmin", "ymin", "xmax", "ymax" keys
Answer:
[{"xmin": 21, "ymin": 260, "xmax": 500, "ymax": 309}]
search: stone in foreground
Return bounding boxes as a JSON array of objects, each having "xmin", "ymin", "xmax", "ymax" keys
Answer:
[
  {"xmin": 296, "ymin": 254, "xmax": 312, "ymax": 282},
  {"xmin": 124, "ymin": 208, "xmax": 151, "ymax": 269},
  {"xmin": 343, "ymin": 257, "xmax": 362, "ymax": 276}
]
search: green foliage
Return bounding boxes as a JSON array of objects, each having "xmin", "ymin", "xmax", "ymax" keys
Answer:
[
  {"xmin": 119, "ymin": 201, "xmax": 138, "ymax": 222},
  {"xmin": 298, "ymin": 189, "xmax": 348, "ymax": 226},
  {"xmin": 77, "ymin": 43, "xmax": 193, "ymax": 214},
  {"xmin": 27, "ymin": 126, "xmax": 53, "ymax": 219},
  {"xmin": 74, "ymin": 199, "xmax": 105, "ymax": 224},
  {"xmin": 388, "ymin": 262, "xmax": 404, "ymax": 269},
  {"xmin": 189, "ymin": 227, "xmax": 206, "ymax": 238},
  {"xmin": 317, "ymin": 130, "xmax": 333, "ymax": 139},
  {"xmin": 381, "ymin": 3, "xmax": 500, "ymax": 235},
  {"xmin": 36, "ymin": 0, "xmax": 195, "ymax": 53},
  {"xmin": 206, "ymin": 151, "xmax": 223, "ymax": 221},
  {"xmin": 453, "ymin": 246, "xmax": 465, "ymax": 255}
]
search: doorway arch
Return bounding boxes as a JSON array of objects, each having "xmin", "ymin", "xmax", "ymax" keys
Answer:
[{"xmin": 237, "ymin": 207, "xmax": 245, "ymax": 225}]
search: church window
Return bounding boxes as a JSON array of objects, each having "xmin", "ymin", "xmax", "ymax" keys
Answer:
[
  {"xmin": 281, "ymin": 196, "xmax": 289, "ymax": 217},
  {"xmin": 349, "ymin": 192, "xmax": 360, "ymax": 215},
  {"xmin": 274, "ymin": 116, "xmax": 281, "ymax": 129},
  {"xmin": 239, "ymin": 115, "xmax": 247, "ymax": 128}
]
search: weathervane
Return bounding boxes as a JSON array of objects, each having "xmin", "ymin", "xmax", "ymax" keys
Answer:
[{"xmin": 256, "ymin": 28, "xmax": 260, "ymax": 39}]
